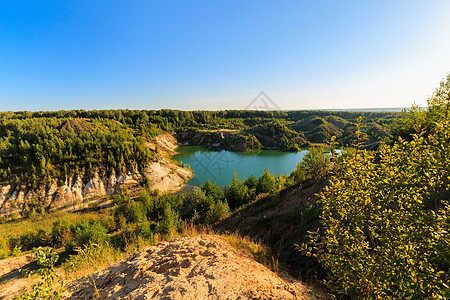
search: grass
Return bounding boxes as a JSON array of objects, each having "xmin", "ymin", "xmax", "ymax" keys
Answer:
[
  {"xmin": 222, "ymin": 232, "xmax": 279, "ymax": 274},
  {"xmin": 0, "ymin": 208, "xmax": 114, "ymax": 241}
]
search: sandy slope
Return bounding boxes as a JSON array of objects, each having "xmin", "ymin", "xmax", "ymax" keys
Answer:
[{"xmin": 64, "ymin": 235, "xmax": 318, "ymax": 299}]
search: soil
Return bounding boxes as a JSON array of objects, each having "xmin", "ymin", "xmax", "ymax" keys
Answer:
[{"xmin": 64, "ymin": 235, "xmax": 320, "ymax": 299}]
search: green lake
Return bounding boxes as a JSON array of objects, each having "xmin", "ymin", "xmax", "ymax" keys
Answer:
[{"xmin": 173, "ymin": 146, "xmax": 310, "ymax": 187}]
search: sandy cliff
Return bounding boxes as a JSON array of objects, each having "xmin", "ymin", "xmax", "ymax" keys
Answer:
[{"xmin": 0, "ymin": 133, "xmax": 192, "ymax": 219}]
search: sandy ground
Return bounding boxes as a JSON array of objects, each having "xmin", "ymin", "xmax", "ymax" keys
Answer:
[
  {"xmin": 64, "ymin": 235, "xmax": 319, "ymax": 299},
  {"xmin": 0, "ymin": 253, "xmax": 37, "ymax": 299},
  {"xmin": 144, "ymin": 133, "xmax": 192, "ymax": 194}
]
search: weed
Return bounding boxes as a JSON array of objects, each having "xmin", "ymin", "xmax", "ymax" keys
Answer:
[{"xmin": 14, "ymin": 247, "xmax": 65, "ymax": 300}]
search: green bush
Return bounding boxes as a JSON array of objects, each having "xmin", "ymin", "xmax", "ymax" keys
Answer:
[
  {"xmin": 51, "ymin": 219, "xmax": 74, "ymax": 247},
  {"xmin": 205, "ymin": 200, "xmax": 230, "ymax": 224},
  {"xmin": 181, "ymin": 187, "xmax": 214, "ymax": 224},
  {"xmin": 244, "ymin": 174, "xmax": 258, "ymax": 190},
  {"xmin": 201, "ymin": 180, "xmax": 223, "ymax": 201},
  {"xmin": 14, "ymin": 247, "xmax": 64, "ymax": 300},
  {"xmin": 290, "ymin": 146, "xmax": 330, "ymax": 182},
  {"xmin": 72, "ymin": 221, "xmax": 109, "ymax": 249},
  {"xmin": 114, "ymin": 198, "xmax": 146, "ymax": 224},
  {"xmin": 138, "ymin": 219, "xmax": 155, "ymax": 241},
  {"xmin": 14, "ymin": 229, "xmax": 52, "ymax": 252},
  {"xmin": 302, "ymin": 125, "xmax": 450, "ymax": 298}
]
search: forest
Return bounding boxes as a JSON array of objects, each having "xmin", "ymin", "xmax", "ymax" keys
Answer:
[{"xmin": 0, "ymin": 108, "xmax": 400, "ymax": 186}]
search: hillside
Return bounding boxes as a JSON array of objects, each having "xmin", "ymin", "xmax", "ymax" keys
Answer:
[
  {"xmin": 0, "ymin": 131, "xmax": 191, "ymax": 220},
  {"xmin": 64, "ymin": 235, "xmax": 319, "ymax": 299},
  {"xmin": 217, "ymin": 178, "xmax": 327, "ymax": 278}
]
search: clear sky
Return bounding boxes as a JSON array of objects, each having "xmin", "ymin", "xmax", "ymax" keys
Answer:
[{"xmin": 1, "ymin": 1, "xmax": 449, "ymax": 111}]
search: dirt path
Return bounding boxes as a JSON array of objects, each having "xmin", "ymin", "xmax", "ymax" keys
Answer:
[{"xmin": 0, "ymin": 253, "xmax": 37, "ymax": 299}]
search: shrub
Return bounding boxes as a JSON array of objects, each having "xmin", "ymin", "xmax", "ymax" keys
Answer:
[
  {"xmin": 51, "ymin": 219, "xmax": 74, "ymax": 247},
  {"xmin": 205, "ymin": 200, "xmax": 230, "ymax": 224},
  {"xmin": 244, "ymin": 174, "xmax": 258, "ymax": 190},
  {"xmin": 14, "ymin": 247, "xmax": 64, "ymax": 300},
  {"xmin": 72, "ymin": 221, "xmax": 109, "ymax": 249},
  {"xmin": 138, "ymin": 219, "xmax": 155, "ymax": 241},
  {"xmin": 302, "ymin": 128, "xmax": 450, "ymax": 299},
  {"xmin": 181, "ymin": 187, "xmax": 214, "ymax": 224},
  {"xmin": 290, "ymin": 146, "xmax": 330, "ymax": 182},
  {"xmin": 114, "ymin": 198, "xmax": 146, "ymax": 224},
  {"xmin": 201, "ymin": 180, "xmax": 223, "ymax": 201}
]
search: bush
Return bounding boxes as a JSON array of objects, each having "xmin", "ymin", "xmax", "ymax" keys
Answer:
[
  {"xmin": 303, "ymin": 127, "xmax": 450, "ymax": 298},
  {"xmin": 51, "ymin": 219, "xmax": 74, "ymax": 247},
  {"xmin": 17, "ymin": 230, "xmax": 52, "ymax": 252},
  {"xmin": 138, "ymin": 219, "xmax": 155, "ymax": 241},
  {"xmin": 181, "ymin": 187, "xmax": 214, "ymax": 224},
  {"xmin": 201, "ymin": 180, "xmax": 223, "ymax": 201},
  {"xmin": 114, "ymin": 198, "xmax": 146, "ymax": 224},
  {"xmin": 244, "ymin": 174, "xmax": 258, "ymax": 190},
  {"xmin": 72, "ymin": 221, "xmax": 109, "ymax": 249},
  {"xmin": 205, "ymin": 200, "xmax": 230, "ymax": 224},
  {"xmin": 14, "ymin": 247, "xmax": 64, "ymax": 300},
  {"xmin": 290, "ymin": 147, "xmax": 330, "ymax": 182}
]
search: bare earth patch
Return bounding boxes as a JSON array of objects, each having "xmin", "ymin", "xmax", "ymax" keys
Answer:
[
  {"xmin": 65, "ymin": 235, "xmax": 319, "ymax": 299},
  {"xmin": 0, "ymin": 253, "xmax": 38, "ymax": 299}
]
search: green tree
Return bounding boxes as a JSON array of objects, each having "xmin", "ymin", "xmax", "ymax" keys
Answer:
[
  {"xmin": 256, "ymin": 169, "xmax": 276, "ymax": 194},
  {"xmin": 225, "ymin": 173, "xmax": 250, "ymax": 209},
  {"xmin": 290, "ymin": 146, "xmax": 330, "ymax": 182},
  {"xmin": 157, "ymin": 203, "xmax": 182, "ymax": 238},
  {"xmin": 201, "ymin": 179, "xmax": 223, "ymax": 201}
]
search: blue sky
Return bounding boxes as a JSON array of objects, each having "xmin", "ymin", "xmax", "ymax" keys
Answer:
[{"xmin": 1, "ymin": 1, "xmax": 449, "ymax": 111}]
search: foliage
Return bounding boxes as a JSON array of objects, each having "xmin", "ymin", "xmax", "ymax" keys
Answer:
[
  {"xmin": 205, "ymin": 200, "xmax": 231, "ymax": 224},
  {"xmin": 244, "ymin": 174, "xmax": 258, "ymax": 190},
  {"xmin": 201, "ymin": 180, "xmax": 223, "ymax": 201},
  {"xmin": 71, "ymin": 220, "xmax": 110, "ymax": 250},
  {"xmin": 51, "ymin": 219, "xmax": 74, "ymax": 247},
  {"xmin": 114, "ymin": 197, "xmax": 146, "ymax": 224},
  {"xmin": 290, "ymin": 147, "xmax": 330, "ymax": 182},
  {"xmin": 14, "ymin": 247, "xmax": 64, "ymax": 300},
  {"xmin": 303, "ymin": 112, "xmax": 450, "ymax": 298},
  {"xmin": 156, "ymin": 203, "xmax": 182, "ymax": 238},
  {"xmin": 256, "ymin": 169, "xmax": 277, "ymax": 194},
  {"xmin": 390, "ymin": 73, "xmax": 450, "ymax": 143},
  {"xmin": 0, "ymin": 235, "xmax": 9, "ymax": 259},
  {"xmin": 181, "ymin": 187, "xmax": 213, "ymax": 224},
  {"xmin": 225, "ymin": 173, "xmax": 250, "ymax": 209},
  {"xmin": 0, "ymin": 109, "xmax": 399, "ymax": 185}
]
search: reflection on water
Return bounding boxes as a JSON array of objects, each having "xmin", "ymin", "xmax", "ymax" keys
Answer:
[{"xmin": 173, "ymin": 146, "xmax": 310, "ymax": 188}]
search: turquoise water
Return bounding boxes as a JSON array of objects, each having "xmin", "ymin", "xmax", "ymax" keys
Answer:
[{"xmin": 173, "ymin": 146, "xmax": 309, "ymax": 187}]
